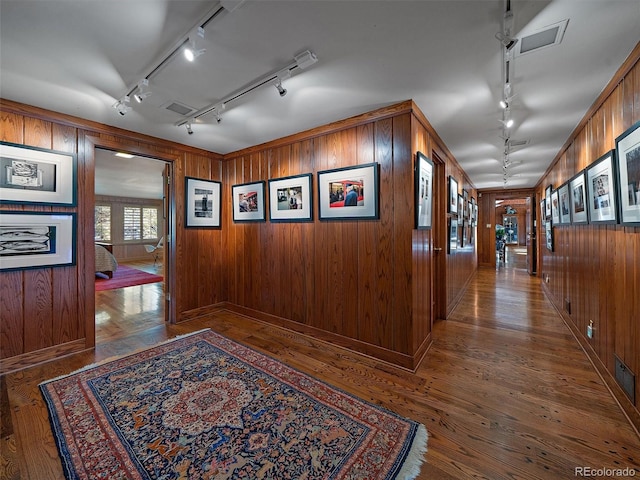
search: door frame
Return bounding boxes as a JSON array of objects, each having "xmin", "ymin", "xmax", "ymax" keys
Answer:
[
  {"xmin": 84, "ymin": 135, "xmax": 178, "ymax": 348},
  {"xmin": 431, "ymin": 150, "xmax": 447, "ymax": 321}
]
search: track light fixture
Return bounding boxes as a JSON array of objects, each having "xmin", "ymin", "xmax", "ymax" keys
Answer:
[
  {"xmin": 184, "ymin": 27, "xmax": 206, "ymax": 62},
  {"xmin": 113, "ymin": 96, "xmax": 131, "ymax": 116},
  {"xmin": 133, "ymin": 79, "xmax": 152, "ymax": 103},
  {"xmin": 185, "ymin": 121, "xmax": 193, "ymax": 135},
  {"xmin": 274, "ymin": 78, "xmax": 287, "ymax": 97}
]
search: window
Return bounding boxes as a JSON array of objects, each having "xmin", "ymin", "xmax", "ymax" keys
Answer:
[
  {"xmin": 94, "ymin": 205, "xmax": 111, "ymax": 241},
  {"xmin": 123, "ymin": 206, "xmax": 158, "ymax": 241}
]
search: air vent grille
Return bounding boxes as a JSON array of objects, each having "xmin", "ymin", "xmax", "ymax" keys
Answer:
[
  {"xmin": 165, "ymin": 102, "xmax": 196, "ymax": 116},
  {"xmin": 516, "ymin": 19, "xmax": 568, "ymax": 57}
]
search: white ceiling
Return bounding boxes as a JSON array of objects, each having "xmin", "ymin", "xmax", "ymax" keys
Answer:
[{"xmin": 2, "ymin": 0, "xmax": 639, "ymax": 196}]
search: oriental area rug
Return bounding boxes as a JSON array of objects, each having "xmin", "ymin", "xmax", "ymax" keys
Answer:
[
  {"xmin": 95, "ymin": 264, "xmax": 163, "ymax": 291},
  {"xmin": 40, "ymin": 329, "xmax": 427, "ymax": 480}
]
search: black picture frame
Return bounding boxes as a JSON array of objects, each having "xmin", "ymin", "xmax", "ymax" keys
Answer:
[
  {"xmin": 557, "ymin": 182, "xmax": 571, "ymax": 225},
  {"xmin": 545, "ymin": 220, "xmax": 554, "ymax": 252},
  {"xmin": 614, "ymin": 120, "xmax": 640, "ymax": 226},
  {"xmin": 586, "ymin": 150, "xmax": 618, "ymax": 224},
  {"xmin": 545, "ymin": 184, "xmax": 552, "ymax": 218},
  {"xmin": 232, "ymin": 181, "xmax": 266, "ymax": 222},
  {"xmin": 0, "ymin": 211, "xmax": 76, "ymax": 271},
  {"xmin": 415, "ymin": 152, "xmax": 433, "ymax": 230},
  {"xmin": 0, "ymin": 141, "xmax": 77, "ymax": 206},
  {"xmin": 448, "ymin": 176, "xmax": 458, "ymax": 214},
  {"xmin": 551, "ymin": 189, "xmax": 560, "ymax": 225},
  {"xmin": 317, "ymin": 162, "xmax": 379, "ymax": 220},
  {"xmin": 268, "ymin": 173, "xmax": 313, "ymax": 223},
  {"xmin": 457, "ymin": 194, "xmax": 463, "ymax": 219},
  {"xmin": 470, "ymin": 197, "xmax": 477, "ymax": 226},
  {"xmin": 448, "ymin": 217, "xmax": 458, "ymax": 253},
  {"xmin": 184, "ymin": 176, "xmax": 222, "ymax": 228},
  {"xmin": 569, "ymin": 171, "xmax": 588, "ymax": 224},
  {"xmin": 539, "ymin": 199, "xmax": 546, "ymax": 224}
]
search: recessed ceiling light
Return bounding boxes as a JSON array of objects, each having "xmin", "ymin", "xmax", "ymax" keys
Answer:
[{"xmin": 115, "ymin": 152, "xmax": 134, "ymax": 159}]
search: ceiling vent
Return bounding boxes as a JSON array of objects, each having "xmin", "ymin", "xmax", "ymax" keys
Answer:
[
  {"xmin": 163, "ymin": 101, "xmax": 197, "ymax": 116},
  {"xmin": 507, "ymin": 139, "xmax": 530, "ymax": 148},
  {"xmin": 516, "ymin": 19, "xmax": 568, "ymax": 57}
]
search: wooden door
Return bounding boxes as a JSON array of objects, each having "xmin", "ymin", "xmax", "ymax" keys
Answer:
[
  {"xmin": 432, "ymin": 151, "xmax": 447, "ymax": 320},
  {"xmin": 526, "ymin": 195, "xmax": 537, "ymax": 275}
]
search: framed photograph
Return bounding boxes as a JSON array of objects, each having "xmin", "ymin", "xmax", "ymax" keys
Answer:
[
  {"xmin": 545, "ymin": 220, "xmax": 553, "ymax": 252},
  {"xmin": 268, "ymin": 173, "xmax": 313, "ymax": 223},
  {"xmin": 457, "ymin": 194, "xmax": 463, "ymax": 218},
  {"xmin": 448, "ymin": 176, "xmax": 458, "ymax": 214},
  {"xmin": 184, "ymin": 177, "xmax": 221, "ymax": 228},
  {"xmin": 569, "ymin": 171, "xmax": 588, "ymax": 224},
  {"xmin": 232, "ymin": 181, "xmax": 266, "ymax": 222},
  {"xmin": 415, "ymin": 152, "xmax": 433, "ymax": 229},
  {"xmin": 0, "ymin": 211, "xmax": 76, "ymax": 271},
  {"xmin": 545, "ymin": 184, "xmax": 552, "ymax": 218},
  {"xmin": 317, "ymin": 162, "xmax": 379, "ymax": 220},
  {"xmin": 615, "ymin": 120, "xmax": 640, "ymax": 225},
  {"xmin": 551, "ymin": 189, "xmax": 560, "ymax": 225},
  {"xmin": 586, "ymin": 150, "xmax": 618, "ymax": 224},
  {"xmin": 448, "ymin": 217, "xmax": 458, "ymax": 253},
  {"xmin": 462, "ymin": 189, "xmax": 469, "ymax": 220},
  {"xmin": 470, "ymin": 197, "xmax": 476, "ymax": 226},
  {"xmin": 539, "ymin": 199, "xmax": 546, "ymax": 223},
  {"xmin": 0, "ymin": 141, "xmax": 77, "ymax": 206},
  {"xmin": 557, "ymin": 182, "xmax": 571, "ymax": 225}
]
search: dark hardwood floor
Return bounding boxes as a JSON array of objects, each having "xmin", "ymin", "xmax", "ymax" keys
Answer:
[{"xmin": 1, "ymin": 257, "xmax": 639, "ymax": 479}]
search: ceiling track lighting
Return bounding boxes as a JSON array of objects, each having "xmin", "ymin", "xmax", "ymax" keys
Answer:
[
  {"xmin": 111, "ymin": 2, "xmax": 244, "ymax": 117},
  {"xmin": 113, "ymin": 96, "xmax": 132, "ymax": 116},
  {"xmin": 185, "ymin": 121, "xmax": 194, "ymax": 135},
  {"xmin": 174, "ymin": 50, "xmax": 318, "ymax": 129},
  {"xmin": 184, "ymin": 26, "xmax": 206, "ymax": 62},
  {"xmin": 133, "ymin": 79, "xmax": 152, "ymax": 103}
]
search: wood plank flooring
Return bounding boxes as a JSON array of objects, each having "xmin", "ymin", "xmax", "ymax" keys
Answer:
[{"xmin": 1, "ymin": 258, "xmax": 639, "ymax": 479}]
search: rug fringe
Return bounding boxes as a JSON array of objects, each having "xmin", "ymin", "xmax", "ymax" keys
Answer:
[
  {"xmin": 39, "ymin": 329, "xmax": 211, "ymax": 386},
  {"xmin": 396, "ymin": 423, "xmax": 428, "ymax": 480}
]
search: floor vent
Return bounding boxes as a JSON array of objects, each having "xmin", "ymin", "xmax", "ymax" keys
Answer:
[
  {"xmin": 615, "ymin": 355, "xmax": 636, "ymax": 403},
  {"xmin": 516, "ymin": 19, "xmax": 568, "ymax": 57}
]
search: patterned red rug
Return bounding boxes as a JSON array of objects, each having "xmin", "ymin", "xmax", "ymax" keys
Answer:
[
  {"xmin": 95, "ymin": 264, "xmax": 163, "ymax": 291},
  {"xmin": 40, "ymin": 329, "xmax": 427, "ymax": 479}
]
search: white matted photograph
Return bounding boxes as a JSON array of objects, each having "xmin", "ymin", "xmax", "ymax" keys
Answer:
[
  {"xmin": 268, "ymin": 173, "xmax": 313, "ymax": 222},
  {"xmin": 615, "ymin": 120, "xmax": 640, "ymax": 225},
  {"xmin": 317, "ymin": 163, "xmax": 379, "ymax": 220},
  {"xmin": 586, "ymin": 150, "xmax": 618, "ymax": 224},
  {"xmin": 232, "ymin": 181, "xmax": 266, "ymax": 222},
  {"xmin": 0, "ymin": 141, "xmax": 76, "ymax": 206},
  {"xmin": 184, "ymin": 177, "xmax": 221, "ymax": 228},
  {"xmin": 0, "ymin": 211, "xmax": 76, "ymax": 271}
]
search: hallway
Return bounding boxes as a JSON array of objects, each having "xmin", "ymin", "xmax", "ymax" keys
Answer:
[{"xmin": 2, "ymin": 264, "xmax": 639, "ymax": 479}]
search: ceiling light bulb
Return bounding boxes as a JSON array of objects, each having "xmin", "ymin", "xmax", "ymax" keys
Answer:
[
  {"xmin": 506, "ymin": 118, "xmax": 514, "ymax": 128},
  {"xmin": 185, "ymin": 122, "xmax": 193, "ymax": 135},
  {"xmin": 499, "ymin": 99, "xmax": 508, "ymax": 109},
  {"xmin": 184, "ymin": 27, "xmax": 205, "ymax": 62}
]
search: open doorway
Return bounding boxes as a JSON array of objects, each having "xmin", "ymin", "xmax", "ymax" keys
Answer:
[
  {"xmin": 494, "ymin": 196, "xmax": 534, "ymax": 272},
  {"xmin": 94, "ymin": 147, "xmax": 170, "ymax": 343}
]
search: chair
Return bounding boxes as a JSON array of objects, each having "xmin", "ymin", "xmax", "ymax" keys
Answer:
[{"xmin": 144, "ymin": 237, "xmax": 164, "ymax": 265}]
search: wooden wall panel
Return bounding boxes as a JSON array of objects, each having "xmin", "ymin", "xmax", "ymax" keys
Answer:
[
  {"xmin": 537, "ymin": 50, "xmax": 640, "ymax": 424},
  {"xmin": 0, "ymin": 100, "xmax": 224, "ymax": 372}
]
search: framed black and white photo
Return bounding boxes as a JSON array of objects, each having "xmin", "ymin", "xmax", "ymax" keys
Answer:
[
  {"xmin": 415, "ymin": 152, "xmax": 433, "ymax": 229},
  {"xmin": 569, "ymin": 171, "xmax": 588, "ymax": 224},
  {"xmin": 615, "ymin": 120, "xmax": 640, "ymax": 225},
  {"xmin": 232, "ymin": 181, "xmax": 266, "ymax": 222},
  {"xmin": 586, "ymin": 150, "xmax": 618, "ymax": 224},
  {"xmin": 457, "ymin": 194, "xmax": 463, "ymax": 219},
  {"xmin": 0, "ymin": 211, "xmax": 76, "ymax": 271},
  {"xmin": 470, "ymin": 197, "xmax": 477, "ymax": 226},
  {"xmin": 545, "ymin": 184, "xmax": 552, "ymax": 219},
  {"xmin": 184, "ymin": 177, "xmax": 221, "ymax": 228},
  {"xmin": 448, "ymin": 217, "xmax": 458, "ymax": 253},
  {"xmin": 268, "ymin": 173, "xmax": 313, "ymax": 223},
  {"xmin": 551, "ymin": 189, "xmax": 560, "ymax": 225},
  {"xmin": 539, "ymin": 199, "xmax": 546, "ymax": 223},
  {"xmin": 558, "ymin": 182, "xmax": 571, "ymax": 225},
  {"xmin": 317, "ymin": 163, "xmax": 379, "ymax": 220},
  {"xmin": 545, "ymin": 220, "xmax": 553, "ymax": 252},
  {"xmin": 448, "ymin": 176, "xmax": 458, "ymax": 214},
  {"xmin": 0, "ymin": 141, "xmax": 77, "ymax": 206}
]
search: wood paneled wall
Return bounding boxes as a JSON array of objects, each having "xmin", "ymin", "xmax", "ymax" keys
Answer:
[
  {"xmin": 0, "ymin": 100, "xmax": 224, "ymax": 373},
  {"xmin": 535, "ymin": 44, "xmax": 640, "ymax": 428},
  {"xmin": 0, "ymin": 99, "xmax": 478, "ymax": 372},
  {"xmin": 222, "ymin": 101, "xmax": 477, "ymax": 369}
]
